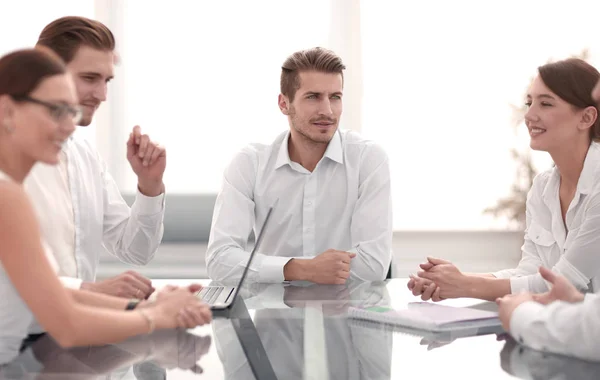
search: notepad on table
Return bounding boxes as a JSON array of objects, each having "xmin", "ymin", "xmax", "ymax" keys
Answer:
[{"xmin": 348, "ymin": 302, "xmax": 501, "ymax": 333}]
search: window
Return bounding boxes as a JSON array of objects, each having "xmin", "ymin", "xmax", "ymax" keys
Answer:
[
  {"xmin": 360, "ymin": 0, "xmax": 600, "ymax": 229},
  {"xmin": 113, "ymin": 1, "xmax": 335, "ymax": 193}
]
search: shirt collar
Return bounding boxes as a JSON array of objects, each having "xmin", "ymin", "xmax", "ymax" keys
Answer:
[
  {"xmin": 274, "ymin": 132, "xmax": 292, "ymax": 169},
  {"xmin": 323, "ymin": 130, "xmax": 344, "ymax": 164},
  {"xmin": 274, "ymin": 130, "xmax": 344, "ymax": 169},
  {"xmin": 543, "ymin": 142, "xmax": 600, "ymax": 202}
]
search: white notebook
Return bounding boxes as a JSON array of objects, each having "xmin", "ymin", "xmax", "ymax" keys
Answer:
[{"xmin": 348, "ymin": 302, "xmax": 501, "ymax": 333}]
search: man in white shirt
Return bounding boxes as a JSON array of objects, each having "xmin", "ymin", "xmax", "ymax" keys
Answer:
[
  {"xmin": 206, "ymin": 47, "xmax": 392, "ymax": 284},
  {"xmin": 494, "ymin": 77, "xmax": 600, "ymax": 363},
  {"xmin": 25, "ymin": 16, "xmax": 165, "ymax": 300}
]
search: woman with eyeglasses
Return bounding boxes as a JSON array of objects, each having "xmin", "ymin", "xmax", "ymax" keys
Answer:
[{"xmin": 0, "ymin": 48, "xmax": 212, "ymax": 365}]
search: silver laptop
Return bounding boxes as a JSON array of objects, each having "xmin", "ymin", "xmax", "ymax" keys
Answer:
[{"xmin": 196, "ymin": 205, "xmax": 274, "ymax": 310}]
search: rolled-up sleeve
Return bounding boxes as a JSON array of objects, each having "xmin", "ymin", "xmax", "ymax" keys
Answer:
[
  {"xmin": 493, "ymin": 181, "xmax": 544, "ymax": 282},
  {"xmin": 348, "ymin": 144, "xmax": 392, "ymax": 282},
  {"xmin": 100, "ymin": 156, "xmax": 165, "ymax": 265}
]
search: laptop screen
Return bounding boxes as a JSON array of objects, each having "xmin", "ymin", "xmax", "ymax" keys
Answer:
[{"xmin": 226, "ymin": 204, "xmax": 275, "ymax": 303}]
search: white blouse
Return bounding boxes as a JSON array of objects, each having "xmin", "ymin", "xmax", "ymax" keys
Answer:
[{"xmin": 494, "ymin": 143, "xmax": 600, "ymax": 294}]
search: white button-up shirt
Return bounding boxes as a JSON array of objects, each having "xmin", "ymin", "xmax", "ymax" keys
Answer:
[
  {"xmin": 206, "ymin": 130, "xmax": 392, "ymax": 283},
  {"xmin": 25, "ymin": 151, "xmax": 76, "ymax": 279},
  {"xmin": 494, "ymin": 143, "xmax": 600, "ymax": 294},
  {"xmin": 510, "ymin": 293, "xmax": 600, "ymax": 362},
  {"xmin": 24, "ymin": 134, "xmax": 165, "ymax": 289}
]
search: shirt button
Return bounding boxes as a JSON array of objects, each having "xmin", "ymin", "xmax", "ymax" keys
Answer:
[{"xmin": 307, "ymin": 201, "xmax": 313, "ymax": 206}]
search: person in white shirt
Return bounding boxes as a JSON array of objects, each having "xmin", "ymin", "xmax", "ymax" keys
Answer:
[
  {"xmin": 496, "ymin": 266, "xmax": 600, "ymax": 362},
  {"xmin": 408, "ymin": 58, "xmax": 600, "ymax": 302},
  {"xmin": 25, "ymin": 16, "xmax": 166, "ymax": 300},
  {"xmin": 494, "ymin": 75, "xmax": 600, "ymax": 363},
  {"xmin": 206, "ymin": 47, "xmax": 392, "ymax": 284},
  {"xmin": 0, "ymin": 48, "xmax": 210, "ymax": 365}
]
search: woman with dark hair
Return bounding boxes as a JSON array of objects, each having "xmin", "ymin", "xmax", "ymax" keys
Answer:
[
  {"xmin": 0, "ymin": 48, "xmax": 211, "ymax": 365},
  {"xmin": 408, "ymin": 58, "xmax": 600, "ymax": 303},
  {"xmin": 492, "ymin": 78, "xmax": 600, "ymax": 362}
]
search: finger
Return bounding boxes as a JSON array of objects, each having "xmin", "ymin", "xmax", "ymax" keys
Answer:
[
  {"xmin": 178, "ymin": 308, "xmax": 197, "ymax": 329},
  {"xmin": 338, "ymin": 269, "xmax": 350, "ymax": 280},
  {"xmin": 142, "ymin": 144, "xmax": 155, "ymax": 167},
  {"xmin": 407, "ymin": 277, "xmax": 416, "ymax": 290},
  {"xmin": 419, "ymin": 262, "xmax": 434, "ymax": 271},
  {"xmin": 126, "ymin": 271, "xmax": 153, "ymax": 288},
  {"xmin": 202, "ymin": 306, "xmax": 213, "ymax": 323},
  {"xmin": 187, "ymin": 284, "xmax": 203, "ymax": 293},
  {"xmin": 532, "ymin": 293, "xmax": 552, "ymax": 305},
  {"xmin": 341, "ymin": 255, "xmax": 352, "ymax": 264},
  {"xmin": 138, "ymin": 134, "xmax": 150, "ymax": 158},
  {"xmin": 427, "ymin": 257, "xmax": 451, "ymax": 265},
  {"xmin": 417, "ymin": 270, "xmax": 436, "ymax": 281},
  {"xmin": 132, "ymin": 125, "xmax": 142, "ymax": 144},
  {"xmin": 161, "ymin": 285, "xmax": 178, "ymax": 293},
  {"xmin": 119, "ymin": 283, "xmax": 140, "ymax": 298},
  {"xmin": 412, "ymin": 278, "xmax": 425, "ymax": 296},
  {"xmin": 177, "ymin": 313, "xmax": 194, "ymax": 329},
  {"xmin": 531, "ymin": 293, "xmax": 548, "ymax": 305},
  {"xmin": 421, "ymin": 283, "xmax": 436, "ymax": 301},
  {"xmin": 539, "ymin": 267, "xmax": 557, "ymax": 285},
  {"xmin": 123, "ymin": 275, "xmax": 153, "ymax": 297},
  {"xmin": 194, "ymin": 305, "xmax": 213, "ymax": 325},
  {"xmin": 128, "ymin": 276, "xmax": 153, "ymax": 296},
  {"xmin": 185, "ymin": 306, "xmax": 208, "ymax": 328},
  {"xmin": 148, "ymin": 145, "xmax": 164, "ymax": 166},
  {"xmin": 431, "ymin": 286, "xmax": 443, "ymax": 302},
  {"xmin": 126, "ymin": 133, "xmax": 136, "ymax": 159},
  {"xmin": 348, "ymin": 252, "xmax": 357, "ymax": 259}
]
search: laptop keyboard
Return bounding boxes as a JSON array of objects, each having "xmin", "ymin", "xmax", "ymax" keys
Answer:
[{"xmin": 197, "ymin": 286, "xmax": 225, "ymax": 305}]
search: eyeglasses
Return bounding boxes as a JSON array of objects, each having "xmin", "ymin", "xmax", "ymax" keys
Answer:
[{"xmin": 11, "ymin": 95, "xmax": 82, "ymax": 125}]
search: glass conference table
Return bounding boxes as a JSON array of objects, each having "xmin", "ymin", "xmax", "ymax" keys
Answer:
[{"xmin": 1, "ymin": 279, "xmax": 597, "ymax": 380}]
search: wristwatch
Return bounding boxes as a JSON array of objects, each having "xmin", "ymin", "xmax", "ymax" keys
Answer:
[{"xmin": 125, "ymin": 299, "xmax": 141, "ymax": 310}]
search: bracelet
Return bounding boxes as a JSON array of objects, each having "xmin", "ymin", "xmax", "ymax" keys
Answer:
[
  {"xmin": 125, "ymin": 299, "xmax": 141, "ymax": 310},
  {"xmin": 138, "ymin": 309, "xmax": 155, "ymax": 334}
]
